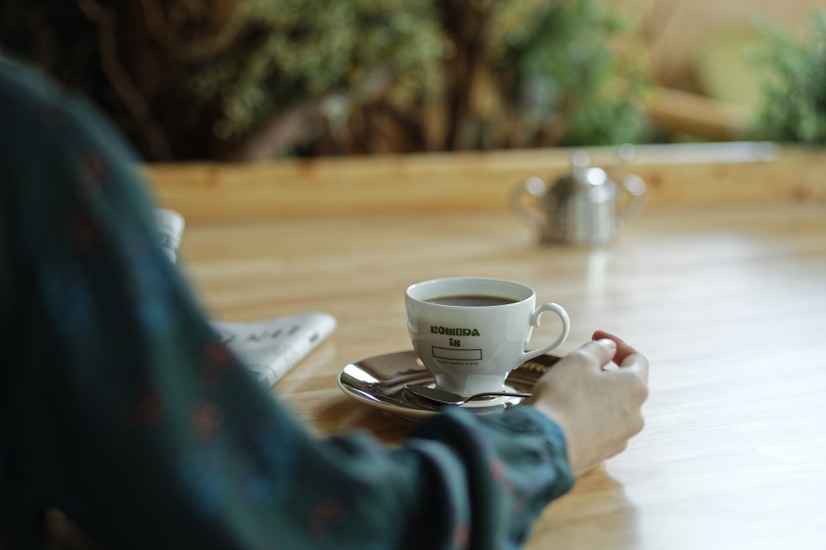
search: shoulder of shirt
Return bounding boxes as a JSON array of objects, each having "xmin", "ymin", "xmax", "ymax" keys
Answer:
[{"xmin": 0, "ymin": 52, "xmax": 61, "ymax": 128}]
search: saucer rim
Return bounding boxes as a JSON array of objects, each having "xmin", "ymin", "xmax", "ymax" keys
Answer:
[{"xmin": 336, "ymin": 350, "xmax": 559, "ymax": 420}]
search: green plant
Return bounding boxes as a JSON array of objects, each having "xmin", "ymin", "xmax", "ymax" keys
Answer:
[
  {"xmin": 491, "ymin": 0, "xmax": 652, "ymax": 147},
  {"xmin": 0, "ymin": 0, "xmax": 652, "ymax": 160},
  {"xmin": 752, "ymin": 11, "xmax": 826, "ymax": 144},
  {"xmin": 187, "ymin": 0, "xmax": 447, "ymax": 153}
]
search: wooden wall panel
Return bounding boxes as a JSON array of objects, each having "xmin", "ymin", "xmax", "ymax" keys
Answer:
[{"xmin": 144, "ymin": 143, "xmax": 826, "ymax": 221}]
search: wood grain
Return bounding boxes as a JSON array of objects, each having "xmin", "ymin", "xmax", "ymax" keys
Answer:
[
  {"xmin": 144, "ymin": 144, "xmax": 826, "ymax": 221},
  {"xmin": 175, "ymin": 197, "xmax": 826, "ymax": 550}
]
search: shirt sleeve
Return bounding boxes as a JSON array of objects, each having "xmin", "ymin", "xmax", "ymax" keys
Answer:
[{"xmin": 0, "ymin": 57, "xmax": 573, "ymax": 550}]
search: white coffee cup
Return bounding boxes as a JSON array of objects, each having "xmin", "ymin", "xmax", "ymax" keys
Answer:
[{"xmin": 405, "ymin": 277, "xmax": 570, "ymax": 395}]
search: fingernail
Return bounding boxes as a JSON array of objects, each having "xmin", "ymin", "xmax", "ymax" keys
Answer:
[{"xmin": 597, "ymin": 338, "xmax": 617, "ymax": 351}]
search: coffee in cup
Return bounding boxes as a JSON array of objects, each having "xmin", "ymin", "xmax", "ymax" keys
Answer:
[{"xmin": 405, "ymin": 277, "xmax": 570, "ymax": 395}]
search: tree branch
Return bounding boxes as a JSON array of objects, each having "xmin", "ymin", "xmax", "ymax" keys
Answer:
[{"xmin": 75, "ymin": 0, "xmax": 173, "ymax": 159}]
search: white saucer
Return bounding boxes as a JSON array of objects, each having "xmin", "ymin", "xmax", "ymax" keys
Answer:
[{"xmin": 337, "ymin": 350, "xmax": 560, "ymax": 421}]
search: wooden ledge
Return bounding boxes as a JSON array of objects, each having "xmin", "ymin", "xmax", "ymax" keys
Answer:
[{"xmin": 144, "ymin": 143, "xmax": 826, "ymax": 222}]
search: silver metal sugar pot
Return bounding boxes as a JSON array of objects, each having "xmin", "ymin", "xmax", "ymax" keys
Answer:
[{"xmin": 510, "ymin": 150, "xmax": 647, "ymax": 245}]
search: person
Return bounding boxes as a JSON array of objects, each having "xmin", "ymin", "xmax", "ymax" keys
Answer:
[{"xmin": 0, "ymin": 53, "xmax": 648, "ymax": 550}]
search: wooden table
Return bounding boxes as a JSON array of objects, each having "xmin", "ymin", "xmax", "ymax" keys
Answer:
[{"xmin": 167, "ymin": 177, "xmax": 826, "ymax": 550}]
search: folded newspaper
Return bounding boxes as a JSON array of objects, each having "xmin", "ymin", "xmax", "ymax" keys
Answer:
[{"xmin": 155, "ymin": 209, "xmax": 337, "ymax": 385}]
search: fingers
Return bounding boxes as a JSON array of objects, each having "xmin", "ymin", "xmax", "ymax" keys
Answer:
[
  {"xmin": 592, "ymin": 330, "xmax": 650, "ymax": 384},
  {"xmin": 590, "ymin": 331, "xmax": 650, "ymax": 408},
  {"xmin": 571, "ymin": 338, "xmax": 618, "ymax": 370},
  {"xmin": 592, "ymin": 330, "xmax": 636, "ymax": 363},
  {"xmin": 621, "ymin": 351, "xmax": 650, "ymax": 385}
]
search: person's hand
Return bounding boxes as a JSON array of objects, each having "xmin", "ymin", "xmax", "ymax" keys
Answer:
[{"xmin": 528, "ymin": 330, "xmax": 649, "ymax": 477}]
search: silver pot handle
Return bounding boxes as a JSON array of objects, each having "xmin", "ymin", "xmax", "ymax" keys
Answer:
[
  {"xmin": 510, "ymin": 177, "xmax": 551, "ymax": 232},
  {"xmin": 618, "ymin": 174, "xmax": 647, "ymax": 228}
]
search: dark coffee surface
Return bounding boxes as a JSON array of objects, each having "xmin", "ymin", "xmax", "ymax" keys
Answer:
[{"xmin": 426, "ymin": 294, "xmax": 517, "ymax": 307}]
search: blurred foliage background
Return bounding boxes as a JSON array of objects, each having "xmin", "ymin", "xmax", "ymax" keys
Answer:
[
  {"xmin": 0, "ymin": 0, "xmax": 651, "ymax": 161},
  {"xmin": 750, "ymin": 11, "xmax": 826, "ymax": 145},
  {"xmin": 2, "ymin": 0, "xmax": 824, "ymax": 162}
]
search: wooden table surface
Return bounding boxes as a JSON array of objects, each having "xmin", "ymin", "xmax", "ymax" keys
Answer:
[{"xmin": 174, "ymin": 195, "xmax": 826, "ymax": 550}]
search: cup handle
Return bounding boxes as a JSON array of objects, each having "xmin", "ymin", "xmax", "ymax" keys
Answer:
[{"xmin": 521, "ymin": 303, "xmax": 570, "ymax": 363}]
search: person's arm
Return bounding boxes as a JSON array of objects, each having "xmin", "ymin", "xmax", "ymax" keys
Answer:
[{"xmin": 0, "ymin": 58, "xmax": 576, "ymax": 550}]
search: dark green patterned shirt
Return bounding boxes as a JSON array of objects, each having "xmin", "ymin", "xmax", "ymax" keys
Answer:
[{"xmin": 0, "ymin": 55, "xmax": 573, "ymax": 550}]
